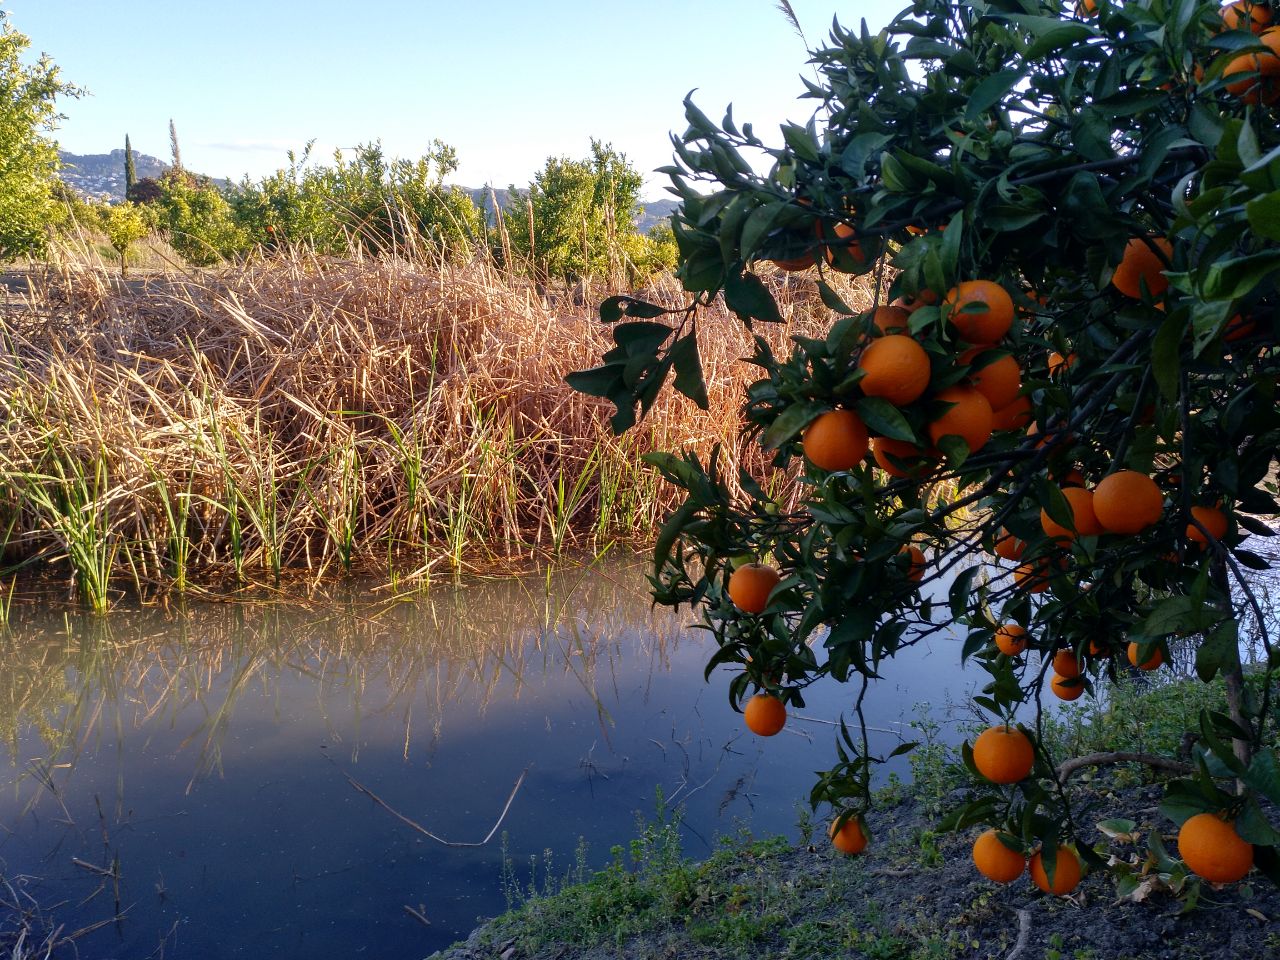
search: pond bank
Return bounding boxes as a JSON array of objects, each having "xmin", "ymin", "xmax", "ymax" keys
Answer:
[
  {"xmin": 430, "ymin": 781, "xmax": 1279, "ymax": 960},
  {"xmin": 430, "ymin": 673, "xmax": 1280, "ymax": 960}
]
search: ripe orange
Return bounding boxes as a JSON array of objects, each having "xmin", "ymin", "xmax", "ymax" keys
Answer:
[
  {"xmin": 1221, "ymin": 0, "xmax": 1272, "ymax": 33},
  {"xmin": 973, "ymin": 829, "xmax": 1026, "ymax": 883},
  {"xmin": 1224, "ymin": 29, "xmax": 1280, "ymax": 104},
  {"xmin": 897, "ymin": 288, "xmax": 940, "ymax": 313},
  {"xmin": 972, "ymin": 725, "xmax": 1035, "ymax": 784},
  {"xmin": 858, "ymin": 335, "xmax": 932, "ymax": 405},
  {"xmin": 803, "ymin": 410, "xmax": 869, "ymax": 472},
  {"xmin": 728, "ymin": 563, "xmax": 781, "ymax": 614},
  {"xmin": 1041, "ymin": 487, "xmax": 1103, "ymax": 541},
  {"xmin": 960, "ymin": 348, "xmax": 1022, "ymax": 411},
  {"xmin": 1076, "ymin": 0, "xmax": 1098, "ymax": 15},
  {"xmin": 1127, "ymin": 642, "xmax": 1164, "ymax": 670},
  {"xmin": 899, "ymin": 544, "xmax": 926, "ymax": 582},
  {"xmin": 870, "ymin": 304, "xmax": 911, "ymax": 336},
  {"xmin": 944, "ymin": 280, "xmax": 1015, "ymax": 344},
  {"xmin": 1093, "ymin": 471, "xmax": 1164, "ymax": 534},
  {"xmin": 1088, "ymin": 638, "xmax": 1108, "ymax": 656},
  {"xmin": 772, "ymin": 251, "xmax": 817, "ymax": 271},
  {"xmin": 994, "ymin": 528, "xmax": 1026, "ymax": 561},
  {"xmin": 1047, "ymin": 351, "xmax": 1077, "ymax": 377},
  {"xmin": 1178, "ymin": 813, "xmax": 1254, "ymax": 883},
  {"xmin": 830, "ymin": 816, "xmax": 868, "ymax": 855},
  {"xmin": 1051, "ymin": 672, "xmax": 1085, "ymax": 701},
  {"xmin": 1052, "ymin": 649, "xmax": 1083, "ymax": 679},
  {"xmin": 872, "ymin": 436, "xmax": 935, "ymax": 478},
  {"xmin": 743, "ymin": 692, "xmax": 787, "ymax": 736},
  {"xmin": 929, "ymin": 386, "xmax": 994, "ymax": 454},
  {"xmin": 995, "ymin": 624, "xmax": 1028, "ymax": 656},
  {"xmin": 1012, "ymin": 558, "xmax": 1054, "ymax": 594},
  {"xmin": 1224, "ymin": 314, "xmax": 1258, "ymax": 342},
  {"xmin": 991, "ymin": 395, "xmax": 1033, "ymax": 432},
  {"xmin": 1112, "ymin": 237, "xmax": 1172, "ymax": 300},
  {"xmin": 1030, "ymin": 846, "xmax": 1082, "ymax": 895},
  {"xmin": 1186, "ymin": 505, "xmax": 1229, "ymax": 546},
  {"xmin": 820, "ymin": 220, "xmax": 870, "ymax": 273},
  {"xmin": 1058, "ymin": 468, "xmax": 1086, "ymax": 488}
]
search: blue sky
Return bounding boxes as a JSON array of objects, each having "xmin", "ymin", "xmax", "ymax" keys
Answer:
[{"xmin": 10, "ymin": 0, "xmax": 902, "ymax": 199}]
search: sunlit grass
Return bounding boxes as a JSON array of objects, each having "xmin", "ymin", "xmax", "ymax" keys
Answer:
[{"xmin": 0, "ymin": 248, "xmax": 869, "ymax": 605}]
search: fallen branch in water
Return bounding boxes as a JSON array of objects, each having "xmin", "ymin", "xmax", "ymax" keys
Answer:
[
  {"xmin": 403, "ymin": 904, "xmax": 431, "ymax": 927},
  {"xmin": 1056, "ymin": 752, "xmax": 1193, "ymax": 781},
  {"xmin": 335, "ymin": 759, "xmax": 530, "ymax": 847}
]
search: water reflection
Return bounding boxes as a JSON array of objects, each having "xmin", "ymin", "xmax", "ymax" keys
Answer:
[{"xmin": 0, "ymin": 560, "xmax": 980, "ymax": 958}]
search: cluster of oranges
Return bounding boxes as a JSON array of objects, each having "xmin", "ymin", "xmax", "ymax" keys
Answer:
[
  {"xmin": 967, "ymin": 722, "xmax": 1256, "ymax": 889},
  {"xmin": 799, "ymin": 276, "xmax": 1026, "ymax": 485},
  {"xmin": 968, "ymin": 725, "xmax": 1084, "ymax": 893}
]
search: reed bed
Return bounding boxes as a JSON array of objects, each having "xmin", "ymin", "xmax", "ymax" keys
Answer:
[{"xmin": 0, "ymin": 250, "xmax": 871, "ymax": 603}]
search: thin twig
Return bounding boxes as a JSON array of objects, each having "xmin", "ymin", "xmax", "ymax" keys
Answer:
[{"xmin": 339, "ymin": 762, "xmax": 530, "ymax": 847}]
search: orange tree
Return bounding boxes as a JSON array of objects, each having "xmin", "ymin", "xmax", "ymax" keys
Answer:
[{"xmin": 568, "ymin": 0, "xmax": 1280, "ymax": 892}]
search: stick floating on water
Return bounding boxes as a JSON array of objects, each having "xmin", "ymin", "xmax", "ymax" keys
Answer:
[{"xmin": 333, "ymin": 757, "xmax": 531, "ymax": 848}]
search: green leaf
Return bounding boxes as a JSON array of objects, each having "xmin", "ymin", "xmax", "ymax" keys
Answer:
[
  {"xmin": 816, "ymin": 279, "xmax": 857, "ymax": 315},
  {"xmin": 669, "ymin": 332, "xmax": 709, "ymax": 410},
  {"xmin": 740, "ymin": 200, "xmax": 790, "ymax": 260},
  {"xmin": 1201, "ymin": 251, "xmax": 1280, "ymax": 301},
  {"xmin": 1247, "ymin": 191, "xmax": 1280, "ymax": 241},
  {"xmin": 652, "ymin": 499, "xmax": 698, "ymax": 577},
  {"xmin": 854, "ymin": 397, "xmax": 917, "ymax": 442},
  {"xmin": 780, "ymin": 122, "xmax": 821, "ymax": 163},
  {"xmin": 949, "ymin": 565, "xmax": 979, "ymax": 620},
  {"xmin": 1135, "ymin": 595, "xmax": 1198, "ymax": 638},
  {"xmin": 1195, "ymin": 619, "xmax": 1238, "ymax": 682},
  {"xmin": 724, "ymin": 271, "xmax": 783, "ymax": 323},
  {"xmin": 1159, "ymin": 780, "xmax": 1219, "ymax": 826},
  {"xmin": 965, "ymin": 69, "xmax": 1022, "ymax": 121},
  {"xmin": 1025, "ymin": 23, "xmax": 1095, "ymax": 58},
  {"xmin": 614, "ymin": 321, "xmax": 674, "ymax": 356},
  {"xmin": 1236, "ymin": 797, "xmax": 1280, "ymax": 846},
  {"xmin": 599, "ymin": 296, "xmax": 669, "ymax": 323},
  {"xmin": 880, "ymin": 152, "xmax": 918, "ymax": 193},
  {"xmin": 936, "ymin": 434, "xmax": 971, "ymax": 467},
  {"xmin": 760, "ymin": 401, "xmax": 825, "ymax": 451},
  {"xmin": 565, "ymin": 364, "xmax": 622, "ymax": 398},
  {"xmin": 1243, "ymin": 749, "xmax": 1280, "ymax": 805}
]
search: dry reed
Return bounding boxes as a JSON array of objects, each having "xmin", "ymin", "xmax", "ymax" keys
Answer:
[{"xmin": 0, "ymin": 249, "xmax": 873, "ymax": 601}]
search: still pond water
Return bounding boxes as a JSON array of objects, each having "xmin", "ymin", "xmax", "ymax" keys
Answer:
[{"xmin": 0, "ymin": 558, "xmax": 986, "ymax": 958}]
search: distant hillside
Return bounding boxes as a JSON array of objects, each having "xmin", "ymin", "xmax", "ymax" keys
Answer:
[
  {"xmin": 467, "ymin": 187, "xmax": 678, "ymax": 233},
  {"xmin": 58, "ymin": 150, "xmax": 229, "ymax": 201}
]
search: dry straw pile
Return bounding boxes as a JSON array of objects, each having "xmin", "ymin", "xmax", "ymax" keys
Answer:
[{"xmin": 0, "ymin": 251, "xmax": 869, "ymax": 605}]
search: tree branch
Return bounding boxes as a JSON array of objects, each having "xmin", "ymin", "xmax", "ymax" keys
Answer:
[{"xmin": 1055, "ymin": 752, "xmax": 1193, "ymax": 781}]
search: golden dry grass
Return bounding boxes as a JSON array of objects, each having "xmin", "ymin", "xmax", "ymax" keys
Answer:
[{"xmin": 0, "ymin": 250, "xmax": 873, "ymax": 600}]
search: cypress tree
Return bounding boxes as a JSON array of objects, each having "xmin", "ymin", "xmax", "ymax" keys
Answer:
[
  {"xmin": 124, "ymin": 134, "xmax": 136, "ymax": 193},
  {"xmin": 169, "ymin": 119, "xmax": 182, "ymax": 171}
]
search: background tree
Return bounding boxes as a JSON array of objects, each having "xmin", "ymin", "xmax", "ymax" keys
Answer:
[
  {"xmin": 506, "ymin": 140, "xmax": 650, "ymax": 285},
  {"xmin": 227, "ymin": 140, "xmax": 484, "ymax": 259},
  {"xmin": 0, "ymin": 8, "xmax": 79, "ymax": 259},
  {"xmin": 155, "ymin": 170, "xmax": 247, "ymax": 265},
  {"xmin": 97, "ymin": 200, "xmax": 150, "ymax": 276},
  {"xmin": 124, "ymin": 133, "xmax": 136, "ymax": 194},
  {"xmin": 571, "ymin": 0, "xmax": 1280, "ymax": 893},
  {"xmin": 169, "ymin": 118, "xmax": 182, "ymax": 171}
]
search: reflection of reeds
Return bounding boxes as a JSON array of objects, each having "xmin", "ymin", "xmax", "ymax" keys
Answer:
[
  {"xmin": 0, "ymin": 562, "xmax": 686, "ymax": 801},
  {"xmin": 0, "ymin": 253, "xmax": 866, "ymax": 604}
]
